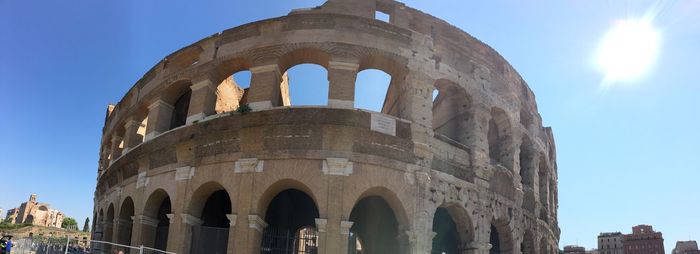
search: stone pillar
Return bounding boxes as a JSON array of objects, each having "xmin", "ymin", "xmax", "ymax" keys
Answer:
[
  {"xmin": 247, "ymin": 215, "xmax": 268, "ymax": 253},
  {"xmin": 165, "ymin": 214, "xmax": 178, "ymax": 253},
  {"xmin": 179, "ymin": 214, "xmax": 203, "ymax": 254},
  {"xmin": 225, "ymin": 214, "xmax": 237, "ymax": 253},
  {"xmin": 109, "ymin": 135, "xmax": 123, "ymax": 163},
  {"xmin": 135, "ymin": 215, "xmax": 159, "ymax": 248},
  {"xmin": 144, "ymin": 100, "xmax": 174, "ymax": 141},
  {"xmin": 186, "ymin": 79, "xmax": 217, "ymax": 124},
  {"xmin": 327, "ymin": 61, "xmax": 359, "ymax": 109},
  {"xmin": 315, "ymin": 218, "xmax": 328, "ymax": 254},
  {"xmin": 340, "ymin": 221, "xmax": 354, "ymax": 253},
  {"xmin": 122, "ymin": 119, "xmax": 144, "ymax": 152},
  {"xmin": 247, "ymin": 64, "xmax": 282, "ymax": 111}
]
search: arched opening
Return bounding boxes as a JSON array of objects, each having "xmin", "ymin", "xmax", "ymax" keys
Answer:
[
  {"xmin": 356, "ymin": 54, "xmax": 404, "ymax": 118},
  {"xmin": 431, "ymin": 208, "xmax": 459, "ymax": 254},
  {"xmin": 104, "ymin": 204, "xmax": 115, "ymax": 243},
  {"xmin": 355, "ymin": 69, "xmax": 391, "ymax": 112},
  {"xmin": 519, "ymin": 137, "xmax": 535, "ymax": 188},
  {"xmin": 432, "ymin": 80, "xmax": 471, "ymax": 144},
  {"xmin": 191, "ymin": 190, "xmax": 232, "ymax": 254},
  {"xmin": 275, "ymin": 48, "xmax": 331, "ymax": 107},
  {"xmin": 521, "ymin": 230, "xmax": 535, "ymax": 254},
  {"xmin": 348, "ymin": 196, "xmax": 400, "ymax": 254},
  {"xmin": 213, "ymin": 71, "xmax": 251, "ymax": 113},
  {"xmin": 141, "ymin": 189, "xmax": 171, "ymax": 250},
  {"xmin": 489, "ymin": 220, "xmax": 513, "ymax": 254},
  {"xmin": 170, "ymin": 90, "xmax": 191, "ymax": 129},
  {"xmin": 95, "ymin": 210, "xmax": 103, "ymax": 240},
  {"xmin": 261, "ymin": 189, "xmax": 320, "ymax": 253},
  {"xmin": 538, "ymin": 155, "xmax": 550, "ymax": 222},
  {"xmin": 24, "ymin": 215, "xmax": 34, "ymax": 224},
  {"xmin": 488, "ymin": 108, "xmax": 513, "ymax": 169},
  {"xmin": 284, "ymin": 64, "xmax": 329, "ymax": 106},
  {"xmin": 117, "ymin": 197, "xmax": 134, "ymax": 246},
  {"xmin": 154, "ymin": 197, "xmax": 171, "ymax": 251}
]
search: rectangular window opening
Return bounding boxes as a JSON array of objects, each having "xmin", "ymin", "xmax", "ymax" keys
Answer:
[{"xmin": 375, "ymin": 11, "xmax": 391, "ymax": 23}]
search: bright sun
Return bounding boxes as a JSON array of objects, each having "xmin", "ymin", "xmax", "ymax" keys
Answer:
[{"xmin": 597, "ymin": 19, "xmax": 660, "ymax": 83}]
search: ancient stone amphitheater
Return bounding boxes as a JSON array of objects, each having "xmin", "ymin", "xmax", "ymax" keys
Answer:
[{"xmin": 91, "ymin": 0, "xmax": 560, "ymax": 253}]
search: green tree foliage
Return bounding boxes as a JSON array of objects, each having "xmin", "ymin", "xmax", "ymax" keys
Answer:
[
  {"xmin": 83, "ymin": 217, "xmax": 90, "ymax": 232},
  {"xmin": 61, "ymin": 217, "xmax": 78, "ymax": 230}
]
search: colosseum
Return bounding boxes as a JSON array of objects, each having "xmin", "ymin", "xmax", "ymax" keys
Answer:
[{"xmin": 91, "ymin": 0, "xmax": 560, "ymax": 253}]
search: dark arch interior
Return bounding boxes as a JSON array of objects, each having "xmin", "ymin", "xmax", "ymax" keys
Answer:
[
  {"xmin": 490, "ymin": 224, "xmax": 501, "ymax": 254},
  {"xmin": 170, "ymin": 90, "xmax": 191, "ymax": 129},
  {"xmin": 431, "ymin": 207, "xmax": 459, "ymax": 254},
  {"xmin": 201, "ymin": 190, "xmax": 232, "ymax": 228},
  {"xmin": 118, "ymin": 199, "xmax": 135, "ymax": 246},
  {"xmin": 191, "ymin": 190, "xmax": 232, "ymax": 254},
  {"xmin": 349, "ymin": 196, "xmax": 400, "ymax": 254},
  {"xmin": 154, "ymin": 197, "xmax": 171, "ymax": 250},
  {"xmin": 262, "ymin": 189, "xmax": 320, "ymax": 253}
]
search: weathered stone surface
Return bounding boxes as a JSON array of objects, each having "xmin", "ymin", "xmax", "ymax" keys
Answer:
[{"xmin": 92, "ymin": 0, "xmax": 560, "ymax": 253}]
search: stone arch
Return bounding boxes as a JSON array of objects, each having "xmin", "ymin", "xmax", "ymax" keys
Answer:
[
  {"xmin": 521, "ymin": 230, "xmax": 535, "ymax": 254},
  {"xmin": 158, "ymin": 79, "xmax": 194, "ymax": 130},
  {"xmin": 209, "ymin": 57, "xmax": 253, "ymax": 113},
  {"xmin": 95, "ymin": 209, "xmax": 103, "ymax": 240},
  {"xmin": 188, "ymin": 182, "xmax": 232, "ymax": 254},
  {"xmin": 432, "ymin": 203, "xmax": 475, "ymax": 254},
  {"xmin": 141, "ymin": 189, "xmax": 172, "ymax": 250},
  {"xmin": 537, "ymin": 154, "xmax": 550, "ymax": 222},
  {"xmin": 489, "ymin": 217, "xmax": 513, "ymax": 254},
  {"xmin": 488, "ymin": 107, "xmax": 514, "ymax": 170},
  {"xmin": 104, "ymin": 203, "xmax": 115, "ymax": 242},
  {"xmin": 260, "ymin": 188, "xmax": 321, "ymax": 252},
  {"xmin": 256, "ymin": 178, "xmax": 320, "ymax": 218},
  {"xmin": 348, "ymin": 187, "xmax": 410, "ymax": 254},
  {"xmin": 432, "ymin": 79, "xmax": 472, "ymax": 144},
  {"xmin": 278, "ymin": 47, "xmax": 332, "ymax": 106},
  {"xmin": 186, "ymin": 181, "xmax": 231, "ymax": 218},
  {"xmin": 24, "ymin": 215, "xmax": 34, "ymax": 224},
  {"xmin": 357, "ymin": 53, "xmax": 406, "ymax": 117},
  {"xmin": 117, "ymin": 197, "xmax": 135, "ymax": 246},
  {"xmin": 519, "ymin": 136, "xmax": 535, "ymax": 188}
]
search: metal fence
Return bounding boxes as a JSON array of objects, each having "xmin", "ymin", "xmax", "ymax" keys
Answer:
[
  {"xmin": 261, "ymin": 227, "xmax": 318, "ymax": 254},
  {"xmin": 10, "ymin": 237, "xmax": 89, "ymax": 254},
  {"xmin": 90, "ymin": 240, "xmax": 175, "ymax": 254}
]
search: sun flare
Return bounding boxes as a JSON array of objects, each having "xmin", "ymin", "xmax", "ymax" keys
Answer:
[{"xmin": 597, "ymin": 19, "xmax": 660, "ymax": 84}]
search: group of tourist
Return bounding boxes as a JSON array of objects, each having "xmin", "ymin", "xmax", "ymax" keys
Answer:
[{"xmin": 0, "ymin": 235, "xmax": 13, "ymax": 253}]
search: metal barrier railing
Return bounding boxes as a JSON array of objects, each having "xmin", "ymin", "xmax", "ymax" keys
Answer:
[{"xmin": 90, "ymin": 240, "xmax": 176, "ymax": 254}]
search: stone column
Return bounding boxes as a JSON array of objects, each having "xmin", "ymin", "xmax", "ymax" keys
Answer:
[
  {"xmin": 247, "ymin": 64, "xmax": 282, "ymax": 111},
  {"xmin": 134, "ymin": 215, "xmax": 159, "ymax": 248},
  {"xmin": 247, "ymin": 215, "xmax": 268, "ymax": 254},
  {"xmin": 315, "ymin": 218, "xmax": 328, "ymax": 254},
  {"xmin": 165, "ymin": 214, "xmax": 178, "ymax": 253},
  {"xmin": 340, "ymin": 221, "xmax": 354, "ymax": 253},
  {"xmin": 122, "ymin": 119, "xmax": 144, "ymax": 152},
  {"xmin": 109, "ymin": 135, "xmax": 123, "ymax": 163},
  {"xmin": 179, "ymin": 214, "xmax": 203, "ymax": 254},
  {"xmin": 186, "ymin": 78, "xmax": 217, "ymax": 124},
  {"xmin": 144, "ymin": 100, "xmax": 174, "ymax": 141},
  {"xmin": 225, "ymin": 214, "xmax": 237, "ymax": 253},
  {"xmin": 327, "ymin": 61, "xmax": 359, "ymax": 109}
]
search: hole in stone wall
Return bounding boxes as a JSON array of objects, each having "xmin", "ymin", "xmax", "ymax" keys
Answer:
[
  {"xmin": 355, "ymin": 69, "xmax": 391, "ymax": 112},
  {"xmin": 375, "ymin": 11, "xmax": 391, "ymax": 23}
]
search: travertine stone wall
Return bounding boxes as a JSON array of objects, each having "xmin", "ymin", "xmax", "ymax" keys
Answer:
[{"xmin": 92, "ymin": 0, "xmax": 560, "ymax": 253}]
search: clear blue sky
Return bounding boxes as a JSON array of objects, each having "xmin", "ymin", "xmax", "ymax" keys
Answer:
[{"xmin": 1, "ymin": 0, "xmax": 698, "ymax": 252}]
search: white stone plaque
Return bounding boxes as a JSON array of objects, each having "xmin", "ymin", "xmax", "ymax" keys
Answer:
[
  {"xmin": 175, "ymin": 166, "xmax": 195, "ymax": 180},
  {"xmin": 370, "ymin": 113, "xmax": 396, "ymax": 136},
  {"xmin": 136, "ymin": 172, "xmax": 149, "ymax": 188}
]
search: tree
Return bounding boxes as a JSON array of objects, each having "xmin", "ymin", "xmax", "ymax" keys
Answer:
[
  {"xmin": 83, "ymin": 217, "xmax": 90, "ymax": 232},
  {"xmin": 61, "ymin": 217, "xmax": 78, "ymax": 230}
]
